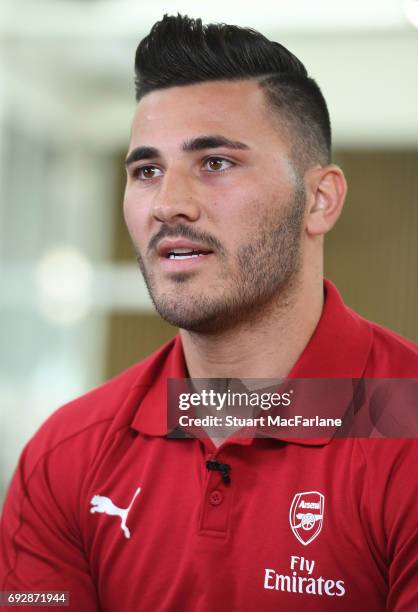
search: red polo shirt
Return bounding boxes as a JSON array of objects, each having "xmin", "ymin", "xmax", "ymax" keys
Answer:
[{"xmin": 1, "ymin": 280, "xmax": 417, "ymax": 611}]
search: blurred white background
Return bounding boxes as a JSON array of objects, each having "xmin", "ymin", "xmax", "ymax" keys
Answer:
[{"xmin": 1, "ymin": 0, "xmax": 417, "ymax": 502}]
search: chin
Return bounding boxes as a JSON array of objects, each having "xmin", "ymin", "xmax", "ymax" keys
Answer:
[
  {"xmin": 150, "ymin": 293, "xmax": 230, "ymax": 334},
  {"xmin": 154, "ymin": 305, "xmax": 218, "ymax": 332}
]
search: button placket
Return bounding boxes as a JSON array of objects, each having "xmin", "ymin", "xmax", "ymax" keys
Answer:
[{"xmin": 199, "ymin": 456, "xmax": 233, "ymax": 535}]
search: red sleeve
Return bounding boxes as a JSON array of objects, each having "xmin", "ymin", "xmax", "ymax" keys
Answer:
[
  {"xmin": 385, "ymin": 442, "xmax": 418, "ymax": 611},
  {"xmin": 360, "ymin": 440, "xmax": 418, "ymax": 611},
  {"xmin": 0, "ymin": 444, "xmax": 100, "ymax": 611},
  {"xmin": 388, "ymin": 522, "xmax": 418, "ymax": 611}
]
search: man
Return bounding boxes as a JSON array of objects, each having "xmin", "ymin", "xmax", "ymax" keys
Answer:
[{"xmin": 1, "ymin": 14, "xmax": 417, "ymax": 611}]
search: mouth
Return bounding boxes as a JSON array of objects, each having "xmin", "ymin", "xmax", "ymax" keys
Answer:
[
  {"xmin": 166, "ymin": 248, "xmax": 212, "ymax": 260},
  {"xmin": 157, "ymin": 238, "xmax": 214, "ymax": 259},
  {"xmin": 156, "ymin": 239, "xmax": 214, "ymax": 272}
]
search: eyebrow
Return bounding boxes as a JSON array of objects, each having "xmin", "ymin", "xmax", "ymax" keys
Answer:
[
  {"xmin": 125, "ymin": 146, "xmax": 160, "ymax": 167},
  {"xmin": 125, "ymin": 134, "xmax": 250, "ymax": 167},
  {"xmin": 182, "ymin": 135, "xmax": 250, "ymax": 152}
]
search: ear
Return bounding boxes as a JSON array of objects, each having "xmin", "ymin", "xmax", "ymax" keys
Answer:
[{"xmin": 305, "ymin": 165, "xmax": 347, "ymax": 236}]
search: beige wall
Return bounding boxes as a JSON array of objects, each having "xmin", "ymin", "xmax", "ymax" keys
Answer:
[{"xmin": 326, "ymin": 150, "xmax": 418, "ymax": 341}]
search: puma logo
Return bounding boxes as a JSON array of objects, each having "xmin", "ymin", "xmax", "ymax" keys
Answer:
[{"xmin": 90, "ymin": 487, "xmax": 141, "ymax": 539}]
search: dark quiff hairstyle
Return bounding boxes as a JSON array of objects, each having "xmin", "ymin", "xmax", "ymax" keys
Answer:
[{"xmin": 134, "ymin": 14, "xmax": 331, "ymax": 172}]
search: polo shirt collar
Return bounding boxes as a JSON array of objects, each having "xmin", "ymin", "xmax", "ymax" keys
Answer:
[
  {"xmin": 131, "ymin": 334, "xmax": 187, "ymax": 436},
  {"xmin": 288, "ymin": 279, "xmax": 372, "ymax": 379},
  {"xmin": 131, "ymin": 279, "xmax": 373, "ymax": 444}
]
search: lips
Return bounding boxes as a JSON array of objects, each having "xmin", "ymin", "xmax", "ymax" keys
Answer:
[{"xmin": 157, "ymin": 238, "xmax": 213, "ymax": 260}]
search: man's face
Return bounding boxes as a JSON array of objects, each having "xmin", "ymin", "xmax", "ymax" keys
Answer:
[{"xmin": 124, "ymin": 80, "xmax": 306, "ymax": 333}]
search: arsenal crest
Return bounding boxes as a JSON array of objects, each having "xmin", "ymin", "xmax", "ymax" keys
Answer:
[{"xmin": 289, "ymin": 491, "xmax": 325, "ymax": 546}]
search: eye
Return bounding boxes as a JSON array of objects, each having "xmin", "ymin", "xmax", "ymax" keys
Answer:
[
  {"xmin": 204, "ymin": 157, "xmax": 234, "ymax": 173},
  {"xmin": 133, "ymin": 165, "xmax": 163, "ymax": 180}
]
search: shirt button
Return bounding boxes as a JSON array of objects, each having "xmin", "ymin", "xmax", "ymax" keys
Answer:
[{"xmin": 209, "ymin": 490, "xmax": 223, "ymax": 506}]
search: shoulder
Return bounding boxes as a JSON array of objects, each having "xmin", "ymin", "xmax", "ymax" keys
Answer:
[
  {"xmin": 21, "ymin": 338, "xmax": 177, "ymax": 473},
  {"xmin": 355, "ymin": 438, "xmax": 418, "ymax": 544},
  {"xmin": 364, "ymin": 317, "xmax": 418, "ymax": 376}
]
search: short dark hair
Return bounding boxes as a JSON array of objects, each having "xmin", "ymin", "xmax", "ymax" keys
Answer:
[{"xmin": 134, "ymin": 14, "xmax": 331, "ymax": 171}]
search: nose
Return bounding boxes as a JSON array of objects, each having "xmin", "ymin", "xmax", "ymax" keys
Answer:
[{"xmin": 152, "ymin": 168, "xmax": 201, "ymax": 224}]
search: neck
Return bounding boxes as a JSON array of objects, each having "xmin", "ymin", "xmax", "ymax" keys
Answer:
[{"xmin": 180, "ymin": 273, "xmax": 324, "ymax": 379}]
